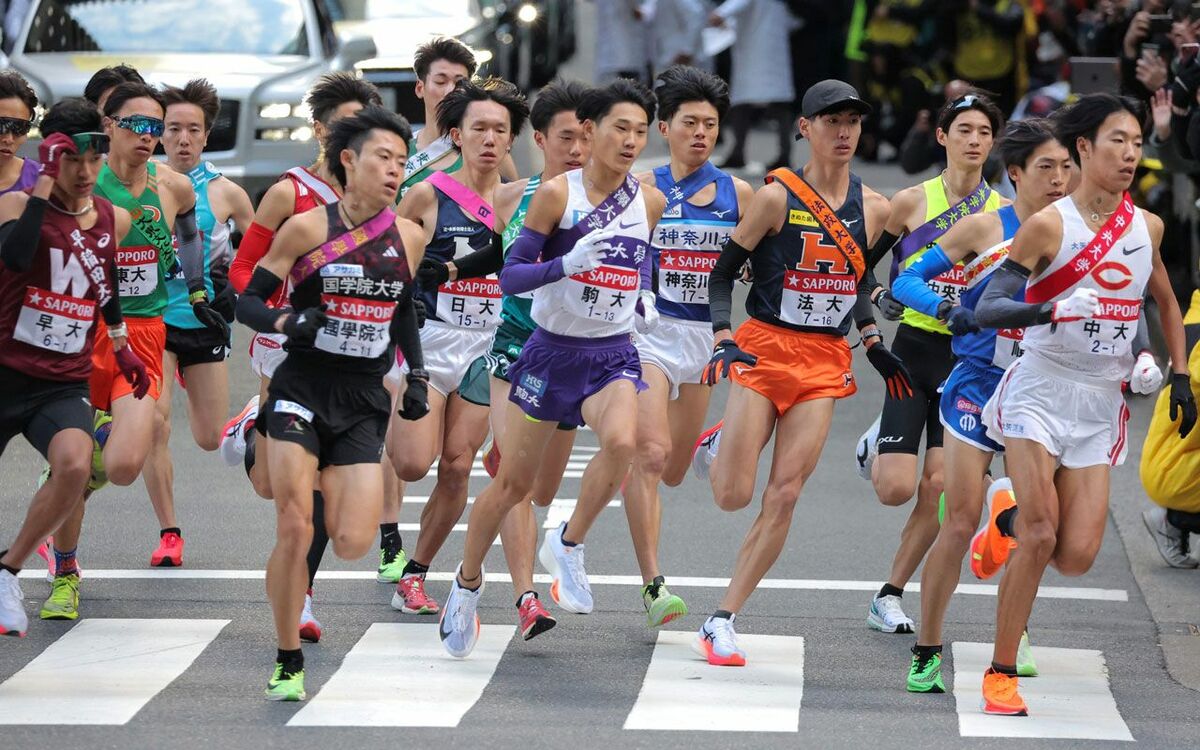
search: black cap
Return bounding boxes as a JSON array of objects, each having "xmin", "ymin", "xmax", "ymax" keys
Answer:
[{"xmin": 801, "ymin": 79, "xmax": 872, "ymax": 119}]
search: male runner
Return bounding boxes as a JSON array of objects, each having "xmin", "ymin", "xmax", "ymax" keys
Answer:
[
  {"xmin": 141, "ymin": 79, "xmax": 253, "ymax": 567},
  {"xmin": 856, "ymin": 92, "xmax": 1006, "ymax": 634},
  {"xmin": 235, "ymin": 106, "xmax": 428, "ymax": 700},
  {"xmin": 889, "ymin": 119, "xmax": 1072, "ymax": 692},
  {"xmin": 83, "ymin": 64, "xmax": 145, "ymax": 113},
  {"xmin": 627, "ymin": 64, "xmax": 752, "ymax": 627},
  {"xmin": 0, "ymin": 99, "xmax": 146, "ymax": 636},
  {"xmin": 690, "ymin": 80, "xmax": 911, "ymax": 666},
  {"xmin": 971, "ymin": 93, "xmax": 1196, "ymax": 715},
  {"xmin": 0, "ymin": 72, "xmax": 42, "ymax": 197},
  {"xmin": 438, "ymin": 79, "xmax": 666, "ymax": 657},
  {"xmin": 388, "ymin": 78, "xmax": 529, "ymax": 614}
]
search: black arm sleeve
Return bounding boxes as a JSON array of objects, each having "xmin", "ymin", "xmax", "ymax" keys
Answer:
[
  {"xmin": 99, "ymin": 257, "xmax": 124, "ymax": 326},
  {"xmin": 235, "ymin": 266, "xmax": 286, "ymax": 333},
  {"xmin": 453, "ymin": 232, "xmax": 504, "ymax": 279},
  {"xmin": 853, "ymin": 275, "xmax": 877, "ymax": 328},
  {"xmin": 0, "ymin": 196, "xmax": 47, "ymax": 272},
  {"xmin": 709, "ymin": 238, "xmax": 752, "ymax": 333},
  {"xmin": 975, "ymin": 259, "xmax": 1055, "ymax": 329},
  {"xmin": 866, "ymin": 230, "xmax": 900, "ymax": 272},
  {"xmin": 390, "ymin": 288, "xmax": 425, "ymax": 371}
]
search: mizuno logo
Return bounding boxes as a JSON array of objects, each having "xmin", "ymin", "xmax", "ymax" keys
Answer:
[
  {"xmin": 1122, "ymin": 245, "xmax": 1145, "ymax": 256},
  {"xmin": 711, "ymin": 209, "xmax": 732, "ymax": 219},
  {"xmin": 843, "ymin": 218, "xmax": 861, "ymax": 227}
]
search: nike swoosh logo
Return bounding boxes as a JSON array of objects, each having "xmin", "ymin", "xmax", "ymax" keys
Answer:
[
  {"xmin": 1122, "ymin": 245, "xmax": 1146, "ymax": 255},
  {"xmin": 618, "ymin": 219, "xmax": 638, "ymax": 229},
  {"xmin": 438, "ymin": 614, "xmax": 453, "ymax": 642}
]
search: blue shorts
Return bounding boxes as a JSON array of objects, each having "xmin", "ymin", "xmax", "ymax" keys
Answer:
[{"xmin": 938, "ymin": 357, "xmax": 1004, "ymax": 453}]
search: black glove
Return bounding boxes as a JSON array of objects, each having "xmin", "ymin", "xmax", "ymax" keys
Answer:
[
  {"xmin": 874, "ymin": 289, "xmax": 905, "ymax": 321},
  {"xmin": 867, "ymin": 340, "xmax": 914, "ymax": 399},
  {"xmin": 211, "ymin": 281, "xmax": 237, "ymax": 322},
  {"xmin": 938, "ymin": 302, "xmax": 979, "ymax": 336},
  {"xmin": 400, "ymin": 371, "xmax": 430, "ymax": 420},
  {"xmin": 414, "ymin": 298, "xmax": 427, "ymax": 329},
  {"xmin": 416, "ymin": 258, "xmax": 450, "ymax": 287},
  {"xmin": 282, "ymin": 306, "xmax": 328, "ymax": 347},
  {"xmin": 192, "ymin": 297, "xmax": 231, "ymax": 338},
  {"xmin": 702, "ymin": 338, "xmax": 758, "ymax": 384},
  {"xmin": 1170, "ymin": 372, "xmax": 1197, "ymax": 438}
]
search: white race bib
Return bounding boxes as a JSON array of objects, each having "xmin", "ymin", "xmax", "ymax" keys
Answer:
[
  {"xmin": 993, "ymin": 328, "xmax": 1024, "ymax": 369},
  {"xmin": 116, "ymin": 245, "xmax": 158, "ymax": 298},
  {"xmin": 780, "ymin": 270, "xmax": 856, "ymax": 329},
  {"xmin": 562, "ymin": 265, "xmax": 640, "ymax": 325},
  {"xmin": 658, "ymin": 249, "xmax": 716, "ymax": 305},
  {"xmin": 436, "ymin": 277, "xmax": 501, "ymax": 330},
  {"xmin": 314, "ymin": 294, "xmax": 395, "ymax": 358},
  {"xmin": 13, "ymin": 286, "xmax": 95, "ymax": 353}
]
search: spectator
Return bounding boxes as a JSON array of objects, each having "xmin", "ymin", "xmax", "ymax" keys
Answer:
[
  {"xmin": 646, "ymin": 0, "xmax": 713, "ymax": 73},
  {"xmin": 592, "ymin": 0, "xmax": 652, "ymax": 82},
  {"xmin": 944, "ymin": 0, "xmax": 1028, "ymax": 114}
]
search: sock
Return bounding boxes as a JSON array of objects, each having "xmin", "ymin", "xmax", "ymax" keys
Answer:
[
  {"xmin": 160, "ymin": 527, "xmax": 181, "ymax": 538},
  {"xmin": 276, "ymin": 647, "xmax": 304, "ymax": 675},
  {"xmin": 711, "ymin": 609, "xmax": 734, "ymax": 620},
  {"xmin": 401, "ymin": 559, "xmax": 429, "ymax": 579},
  {"xmin": 996, "ymin": 507, "xmax": 1018, "ymax": 538},
  {"xmin": 560, "ymin": 523, "xmax": 577, "ymax": 547},
  {"xmin": 0, "ymin": 551, "xmax": 18, "ymax": 576},
  {"xmin": 912, "ymin": 643, "xmax": 942, "ymax": 659},
  {"xmin": 878, "ymin": 583, "xmax": 904, "ymax": 599},
  {"xmin": 645, "ymin": 575, "xmax": 665, "ymax": 598},
  {"xmin": 516, "ymin": 590, "xmax": 537, "ymax": 608},
  {"xmin": 1167, "ymin": 508, "xmax": 1200, "ymax": 534},
  {"xmin": 990, "ymin": 661, "xmax": 1018, "ymax": 676},
  {"xmin": 306, "ymin": 491, "xmax": 329, "ymax": 589},
  {"xmin": 243, "ymin": 429, "xmax": 257, "ymax": 477},
  {"xmin": 379, "ymin": 522, "xmax": 401, "ymax": 554},
  {"xmin": 54, "ymin": 547, "xmax": 78, "ymax": 576}
]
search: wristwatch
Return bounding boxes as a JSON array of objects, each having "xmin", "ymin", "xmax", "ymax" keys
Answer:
[{"xmin": 407, "ymin": 368, "xmax": 430, "ymax": 382}]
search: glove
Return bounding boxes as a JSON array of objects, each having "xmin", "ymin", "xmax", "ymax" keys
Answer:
[
  {"xmin": 413, "ymin": 297, "xmax": 427, "ymax": 329},
  {"xmin": 211, "ymin": 282, "xmax": 237, "ymax": 322},
  {"xmin": 702, "ymin": 338, "xmax": 758, "ymax": 384},
  {"xmin": 873, "ymin": 289, "xmax": 905, "ymax": 321},
  {"xmin": 943, "ymin": 305, "xmax": 979, "ymax": 336},
  {"xmin": 634, "ymin": 290, "xmax": 659, "ymax": 333},
  {"xmin": 400, "ymin": 372, "xmax": 430, "ymax": 421},
  {"xmin": 1129, "ymin": 350, "xmax": 1163, "ymax": 395},
  {"xmin": 38, "ymin": 133, "xmax": 77, "ymax": 179},
  {"xmin": 416, "ymin": 258, "xmax": 450, "ymax": 287},
  {"xmin": 282, "ymin": 306, "xmax": 328, "ymax": 347},
  {"xmin": 866, "ymin": 340, "xmax": 914, "ymax": 399},
  {"xmin": 561, "ymin": 228, "xmax": 615, "ymax": 276},
  {"xmin": 1051, "ymin": 287, "xmax": 1100, "ymax": 322},
  {"xmin": 191, "ymin": 296, "xmax": 231, "ymax": 338},
  {"xmin": 114, "ymin": 344, "xmax": 150, "ymax": 399},
  {"xmin": 1170, "ymin": 372, "xmax": 1197, "ymax": 438}
]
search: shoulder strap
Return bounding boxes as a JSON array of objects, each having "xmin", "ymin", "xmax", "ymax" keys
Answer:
[
  {"xmin": 288, "ymin": 206, "xmax": 397, "ymax": 287},
  {"xmin": 659, "ymin": 161, "xmax": 723, "ymax": 212},
  {"xmin": 765, "ymin": 167, "xmax": 865, "ymax": 279},
  {"xmin": 99, "ymin": 166, "xmax": 174, "ymax": 260},
  {"xmin": 427, "ymin": 171, "xmax": 496, "ymax": 231},
  {"xmin": 285, "ymin": 167, "xmax": 339, "ymax": 205},
  {"xmin": 895, "ymin": 179, "xmax": 993, "ymax": 263},
  {"xmin": 543, "ymin": 173, "xmax": 642, "ymax": 258},
  {"xmin": 998, "ymin": 205, "xmax": 1021, "ymax": 240},
  {"xmin": 1026, "ymin": 193, "xmax": 1136, "ymax": 304}
]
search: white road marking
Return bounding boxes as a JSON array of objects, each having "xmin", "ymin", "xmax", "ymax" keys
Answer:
[
  {"xmin": 952, "ymin": 641, "xmax": 1133, "ymax": 741},
  {"xmin": 288, "ymin": 623, "xmax": 513, "ymax": 727},
  {"xmin": 0, "ymin": 618, "xmax": 228, "ymax": 725},
  {"xmin": 392, "ymin": 499, "xmax": 620, "ymax": 543},
  {"xmin": 624, "ymin": 631, "xmax": 804, "ymax": 732}
]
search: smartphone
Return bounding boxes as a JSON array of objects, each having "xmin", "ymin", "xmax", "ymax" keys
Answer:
[
  {"xmin": 1148, "ymin": 13, "xmax": 1174, "ymax": 36},
  {"xmin": 1070, "ymin": 56, "xmax": 1120, "ymax": 96},
  {"xmin": 1142, "ymin": 41, "xmax": 1162, "ymax": 59},
  {"xmin": 1183, "ymin": 42, "xmax": 1200, "ymax": 62},
  {"xmin": 1191, "ymin": 2, "xmax": 1200, "ymax": 22}
]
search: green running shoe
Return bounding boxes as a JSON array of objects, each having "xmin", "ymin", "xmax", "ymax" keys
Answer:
[
  {"xmin": 376, "ymin": 547, "xmax": 408, "ymax": 583},
  {"xmin": 641, "ymin": 578, "xmax": 688, "ymax": 628},
  {"xmin": 906, "ymin": 648, "xmax": 946, "ymax": 693},
  {"xmin": 40, "ymin": 573, "xmax": 80, "ymax": 621},
  {"xmin": 265, "ymin": 663, "xmax": 306, "ymax": 701},
  {"xmin": 88, "ymin": 410, "xmax": 112, "ymax": 492},
  {"xmin": 1017, "ymin": 630, "xmax": 1038, "ymax": 677},
  {"xmin": 937, "ymin": 492, "xmax": 946, "ymax": 526}
]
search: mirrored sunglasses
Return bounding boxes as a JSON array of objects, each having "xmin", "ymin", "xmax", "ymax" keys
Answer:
[
  {"xmin": 116, "ymin": 115, "xmax": 165, "ymax": 137},
  {"xmin": 0, "ymin": 116, "xmax": 33, "ymax": 137},
  {"xmin": 71, "ymin": 131, "xmax": 110, "ymax": 155}
]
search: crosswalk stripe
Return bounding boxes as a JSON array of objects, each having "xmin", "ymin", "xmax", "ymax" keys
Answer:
[
  {"xmin": 288, "ymin": 623, "xmax": 514, "ymax": 727},
  {"xmin": 624, "ymin": 631, "xmax": 805, "ymax": 732},
  {"xmin": 0, "ymin": 618, "xmax": 228, "ymax": 725},
  {"xmin": 952, "ymin": 641, "xmax": 1133, "ymax": 741}
]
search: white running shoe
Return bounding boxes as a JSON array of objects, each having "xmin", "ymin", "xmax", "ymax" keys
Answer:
[
  {"xmin": 691, "ymin": 421, "xmax": 723, "ymax": 481},
  {"xmin": 693, "ymin": 614, "xmax": 746, "ymax": 666},
  {"xmin": 867, "ymin": 593, "xmax": 914, "ymax": 634},
  {"xmin": 855, "ymin": 416, "xmax": 880, "ymax": 481},
  {"xmin": 439, "ymin": 563, "xmax": 484, "ymax": 658},
  {"xmin": 0, "ymin": 569, "xmax": 28, "ymax": 637},
  {"xmin": 298, "ymin": 590, "xmax": 322, "ymax": 643},
  {"xmin": 1142, "ymin": 507, "xmax": 1198, "ymax": 569},
  {"xmin": 538, "ymin": 522, "xmax": 593, "ymax": 614},
  {"xmin": 219, "ymin": 395, "xmax": 259, "ymax": 467}
]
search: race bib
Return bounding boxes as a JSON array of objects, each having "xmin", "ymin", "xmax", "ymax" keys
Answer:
[
  {"xmin": 1081, "ymin": 296, "xmax": 1142, "ymax": 357},
  {"xmin": 13, "ymin": 286, "xmax": 95, "ymax": 354},
  {"xmin": 436, "ymin": 277, "xmax": 501, "ymax": 330},
  {"xmin": 116, "ymin": 244, "xmax": 159, "ymax": 298},
  {"xmin": 993, "ymin": 328, "xmax": 1024, "ymax": 369},
  {"xmin": 314, "ymin": 294, "xmax": 395, "ymax": 358},
  {"xmin": 927, "ymin": 263, "xmax": 968, "ymax": 306},
  {"xmin": 563, "ymin": 265, "xmax": 640, "ymax": 324},
  {"xmin": 780, "ymin": 270, "xmax": 856, "ymax": 329},
  {"xmin": 658, "ymin": 249, "xmax": 716, "ymax": 305}
]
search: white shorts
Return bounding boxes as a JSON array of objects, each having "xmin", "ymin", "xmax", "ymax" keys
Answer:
[
  {"xmin": 395, "ymin": 320, "xmax": 493, "ymax": 397},
  {"xmin": 982, "ymin": 356, "xmax": 1130, "ymax": 469},
  {"xmin": 635, "ymin": 316, "xmax": 713, "ymax": 400},
  {"xmin": 249, "ymin": 332, "xmax": 288, "ymax": 380}
]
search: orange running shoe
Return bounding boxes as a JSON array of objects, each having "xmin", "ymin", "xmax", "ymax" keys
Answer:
[
  {"xmin": 151, "ymin": 531, "xmax": 184, "ymax": 567},
  {"xmin": 981, "ymin": 667, "xmax": 1028, "ymax": 716},
  {"xmin": 970, "ymin": 478, "xmax": 1017, "ymax": 580}
]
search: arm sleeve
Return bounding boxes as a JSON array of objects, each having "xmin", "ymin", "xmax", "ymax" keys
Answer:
[
  {"xmin": 174, "ymin": 206, "xmax": 206, "ymax": 295},
  {"xmin": 709, "ymin": 238, "xmax": 751, "ymax": 333},
  {"xmin": 866, "ymin": 229, "xmax": 901, "ymax": 271},
  {"xmin": 229, "ymin": 222, "xmax": 275, "ymax": 293},
  {"xmin": 498, "ymin": 226, "xmax": 565, "ymax": 295},
  {"xmin": 975, "ymin": 259, "xmax": 1055, "ymax": 329},
  {"xmin": 853, "ymin": 278, "xmax": 876, "ymax": 328},
  {"xmin": 892, "ymin": 244, "xmax": 953, "ymax": 317},
  {"xmin": 1134, "ymin": 308, "xmax": 1151, "ymax": 354},
  {"xmin": 99, "ymin": 257, "xmax": 124, "ymax": 327},
  {"xmin": 0, "ymin": 196, "xmax": 47, "ymax": 272},
  {"xmin": 453, "ymin": 232, "xmax": 504, "ymax": 279},
  {"xmin": 390, "ymin": 289, "xmax": 424, "ymax": 371},
  {"xmin": 640, "ymin": 236, "xmax": 653, "ymax": 291},
  {"xmin": 235, "ymin": 266, "xmax": 287, "ymax": 333}
]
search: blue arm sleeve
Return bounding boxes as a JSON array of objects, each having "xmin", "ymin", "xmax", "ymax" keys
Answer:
[
  {"xmin": 499, "ymin": 226, "xmax": 564, "ymax": 295},
  {"xmin": 892, "ymin": 245, "xmax": 954, "ymax": 318}
]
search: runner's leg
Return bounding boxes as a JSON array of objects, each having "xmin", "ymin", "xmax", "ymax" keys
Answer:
[
  {"xmin": 624, "ymin": 365, "xmax": 672, "ymax": 582},
  {"xmin": 0, "ymin": 428, "xmax": 91, "ymax": 569},
  {"xmin": 1048, "ymin": 465, "xmax": 1110, "ymax": 576},
  {"xmin": 266, "ymin": 440, "xmax": 319, "ymax": 651},
  {"xmin": 885, "ymin": 447, "xmax": 944, "ymax": 588},
  {"xmin": 321, "ymin": 462, "xmax": 386, "ymax": 561},
  {"xmin": 248, "ymin": 376, "xmax": 274, "ymax": 499},
  {"xmin": 561, "ymin": 379, "xmax": 639, "ymax": 543},
  {"xmin": 662, "ymin": 383, "xmax": 712, "ymax": 487},
  {"xmin": 143, "ymin": 350, "xmax": 179, "ymax": 529}
]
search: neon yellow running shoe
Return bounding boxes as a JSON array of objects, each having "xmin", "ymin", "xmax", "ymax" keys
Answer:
[
  {"xmin": 1017, "ymin": 630, "xmax": 1039, "ymax": 677},
  {"xmin": 641, "ymin": 577, "xmax": 688, "ymax": 628},
  {"xmin": 88, "ymin": 410, "xmax": 112, "ymax": 492},
  {"xmin": 40, "ymin": 573, "xmax": 80, "ymax": 621},
  {"xmin": 265, "ymin": 663, "xmax": 306, "ymax": 701},
  {"xmin": 376, "ymin": 547, "xmax": 408, "ymax": 583}
]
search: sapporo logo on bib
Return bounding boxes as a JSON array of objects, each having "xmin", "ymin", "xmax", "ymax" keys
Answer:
[
  {"xmin": 14, "ymin": 286, "xmax": 96, "ymax": 353},
  {"xmin": 314, "ymin": 293, "xmax": 396, "ymax": 358},
  {"xmin": 116, "ymin": 244, "xmax": 158, "ymax": 297}
]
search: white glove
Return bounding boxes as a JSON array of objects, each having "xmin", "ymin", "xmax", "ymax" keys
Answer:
[
  {"xmin": 1051, "ymin": 287, "xmax": 1101, "ymax": 322},
  {"xmin": 561, "ymin": 228, "xmax": 615, "ymax": 277},
  {"xmin": 1130, "ymin": 350, "xmax": 1163, "ymax": 394},
  {"xmin": 635, "ymin": 290, "xmax": 659, "ymax": 333}
]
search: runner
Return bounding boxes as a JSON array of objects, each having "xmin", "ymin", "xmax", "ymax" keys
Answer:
[
  {"xmin": 627, "ymin": 64, "xmax": 752, "ymax": 627},
  {"xmin": 141, "ymin": 79, "xmax": 253, "ymax": 567},
  {"xmin": 971, "ymin": 93, "xmax": 1196, "ymax": 716},
  {"xmin": 0, "ymin": 99, "xmax": 146, "ymax": 636},
  {"xmin": 234, "ymin": 105, "xmax": 427, "ymax": 700},
  {"xmin": 388, "ymin": 78, "xmax": 529, "ymax": 616},
  {"xmin": 888, "ymin": 119, "xmax": 1072, "ymax": 693},
  {"xmin": 82, "ymin": 64, "xmax": 145, "ymax": 112},
  {"xmin": 0, "ymin": 72, "xmax": 42, "ymax": 197},
  {"xmin": 857, "ymin": 92, "xmax": 1005, "ymax": 635},
  {"xmin": 438, "ymin": 78, "xmax": 666, "ymax": 657},
  {"xmin": 689, "ymin": 79, "xmax": 910, "ymax": 666}
]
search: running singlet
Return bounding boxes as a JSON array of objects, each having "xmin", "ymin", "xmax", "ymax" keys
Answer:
[
  {"xmin": 401, "ymin": 132, "xmax": 462, "ymax": 199},
  {"xmin": 0, "ymin": 158, "xmax": 40, "ymax": 196},
  {"xmin": 1021, "ymin": 195, "xmax": 1151, "ymax": 384},
  {"xmin": 499, "ymin": 174, "xmax": 541, "ymax": 334},
  {"xmin": 284, "ymin": 203, "xmax": 412, "ymax": 377},
  {"xmin": 953, "ymin": 204, "xmax": 1024, "ymax": 368},
  {"xmin": 0, "ymin": 198, "xmax": 117, "ymax": 381},
  {"xmin": 165, "ymin": 161, "xmax": 232, "ymax": 329},
  {"xmin": 651, "ymin": 163, "xmax": 738, "ymax": 322},
  {"xmin": 94, "ymin": 162, "xmax": 173, "ymax": 318},
  {"xmin": 746, "ymin": 172, "xmax": 868, "ymax": 337},
  {"xmin": 417, "ymin": 179, "xmax": 500, "ymax": 330}
]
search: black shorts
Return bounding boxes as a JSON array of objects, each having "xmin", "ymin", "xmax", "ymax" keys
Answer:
[
  {"xmin": 0, "ymin": 364, "xmax": 93, "ymax": 458},
  {"xmin": 878, "ymin": 324, "xmax": 955, "ymax": 455},
  {"xmin": 264, "ymin": 361, "xmax": 389, "ymax": 469},
  {"xmin": 165, "ymin": 324, "xmax": 229, "ymax": 368}
]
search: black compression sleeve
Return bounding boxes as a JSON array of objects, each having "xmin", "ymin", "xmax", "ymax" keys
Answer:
[
  {"xmin": 975, "ymin": 259, "xmax": 1055, "ymax": 329},
  {"xmin": 390, "ymin": 289, "xmax": 424, "ymax": 370},
  {"xmin": 99, "ymin": 257, "xmax": 124, "ymax": 326},
  {"xmin": 235, "ymin": 266, "xmax": 286, "ymax": 333},
  {"xmin": 453, "ymin": 232, "xmax": 504, "ymax": 279},
  {"xmin": 866, "ymin": 229, "xmax": 900, "ymax": 271},
  {"xmin": 709, "ymin": 238, "xmax": 751, "ymax": 333},
  {"xmin": 0, "ymin": 196, "xmax": 47, "ymax": 272},
  {"xmin": 853, "ymin": 275, "xmax": 877, "ymax": 328}
]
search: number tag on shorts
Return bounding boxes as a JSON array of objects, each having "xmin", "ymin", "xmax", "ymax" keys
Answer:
[
  {"xmin": 13, "ymin": 286, "xmax": 95, "ymax": 353},
  {"xmin": 274, "ymin": 400, "xmax": 314, "ymax": 422}
]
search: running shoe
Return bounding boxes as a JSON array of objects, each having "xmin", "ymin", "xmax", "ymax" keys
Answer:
[
  {"xmin": 517, "ymin": 593, "xmax": 556, "ymax": 641},
  {"xmin": 1017, "ymin": 630, "xmax": 1039, "ymax": 678},
  {"xmin": 376, "ymin": 546, "xmax": 408, "ymax": 583},
  {"xmin": 299, "ymin": 589, "xmax": 322, "ymax": 643},
  {"xmin": 855, "ymin": 416, "xmax": 880, "ymax": 481},
  {"xmin": 88, "ymin": 410, "xmax": 112, "ymax": 492},
  {"xmin": 970, "ymin": 477, "xmax": 1017, "ymax": 579},
  {"xmin": 439, "ymin": 564, "xmax": 484, "ymax": 658},
  {"xmin": 906, "ymin": 648, "xmax": 945, "ymax": 693},
  {"xmin": 0, "ymin": 569, "xmax": 27, "ymax": 637},
  {"xmin": 39, "ymin": 573, "xmax": 80, "ymax": 621},
  {"xmin": 1142, "ymin": 507, "xmax": 1198, "ymax": 569},
  {"xmin": 264, "ymin": 663, "xmax": 306, "ymax": 701},
  {"xmin": 690, "ymin": 421, "xmax": 723, "ymax": 481},
  {"xmin": 151, "ymin": 531, "xmax": 184, "ymax": 568},
  {"xmin": 391, "ymin": 574, "xmax": 440, "ymax": 614},
  {"xmin": 642, "ymin": 578, "xmax": 688, "ymax": 628},
  {"xmin": 538, "ymin": 522, "xmax": 593, "ymax": 614},
  {"xmin": 693, "ymin": 614, "xmax": 746, "ymax": 666},
  {"xmin": 35, "ymin": 538, "xmax": 82, "ymax": 583},
  {"xmin": 482, "ymin": 438, "xmax": 500, "ymax": 478},
  {"xmin": 867, "ymin": 594, "xmax": 914, "ymax": 634},
  {"xmin": 981, "ymin": 668, "xmax": 1027, "ymax": 716},
  {"xmin": 219, "ymin": 395, "xmax": 259, "ymax": 468}
]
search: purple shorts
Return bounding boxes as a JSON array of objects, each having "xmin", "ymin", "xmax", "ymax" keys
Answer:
[{"xmin": 507, "ymin": 328, "xmax": 645, "ymax": 427}]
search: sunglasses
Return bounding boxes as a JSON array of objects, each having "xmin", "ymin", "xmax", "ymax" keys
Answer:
[
  {"xmin": 116, "ymin": 115, "xmax": 165, "ymax": 137},
  {"xmin": 951, "ymin": 94, "xmax": 980, "ymax": 110},
  {"xmin": 71, "ymin": 131, "xmax": 110, "ymax": 155},
  {"xmin": 0, "ymin": 116, "xmax": 33, "ymax": 137}
]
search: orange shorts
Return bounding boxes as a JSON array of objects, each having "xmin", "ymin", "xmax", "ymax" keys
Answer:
[
  {"xmin": 731, "ymin": 318, "xmax": 856, "ymax": 414},
  {"xmin": 90, "ymin": 316, "xmax": 165, "ymax": 411}
]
